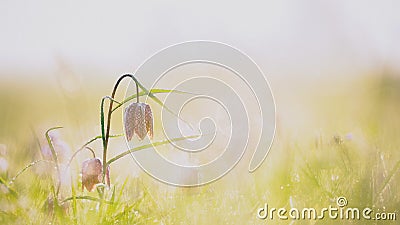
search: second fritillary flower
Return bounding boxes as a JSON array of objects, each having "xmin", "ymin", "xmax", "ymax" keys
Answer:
[{"xmin": 81, "ymin": 158, "xmax": 110, "ymax": 192}]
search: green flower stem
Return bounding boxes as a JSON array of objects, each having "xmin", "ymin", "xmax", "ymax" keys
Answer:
[
  {"xmin": 66, "ymin": 134, "xmax": 123, "ymax": 173},
  {"xmin": 101, "ymin": 74, "xmax": 140, "ymax": 184},
  {"xmin": 101, "ymin": 96, "xmax": 122, "ymax": 152},
  {"xmin": 100, "ymin": 74, "xmax": 197, "ymax": 184}
]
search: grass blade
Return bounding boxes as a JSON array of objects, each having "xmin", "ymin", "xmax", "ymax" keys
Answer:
[
  {"xmin": 62, "ymin": 196, "xmax": 113, "ymax": 204},
  {"xmin": 116, "ymin": 177, "xmax": 129, "ymax": 203},
  {"xmin": 45, "ymin": 127, "xmax": 63, "ymax": 171},
  {"xmin": 45, "ymin": 126, "xmax": 63, "ymax": 197},
  {"xmin": 377, "ymin": 160, "xmax": 400, "ymax": 197},
  {"xmin": 71, "ymin": 178, "xmax": 78, "ymax": 225},
  {"xmin": 0, "ymin": 177, "xmax": 18, "ymax": 197},
  {"xmin": 110, "ymin": 185, "xmax": 116, "ymax": 204},
  {"xmin": 8, "ymin": 159, "xmax": 54, "ymax": 186}
]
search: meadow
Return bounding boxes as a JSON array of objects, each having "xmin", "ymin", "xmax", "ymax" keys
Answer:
[{"xmin": 0, "ymin": 72, "xmax": 399, "ymax": 224}]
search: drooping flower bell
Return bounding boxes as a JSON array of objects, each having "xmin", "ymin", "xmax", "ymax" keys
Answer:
[
  {"xmin": 124, "ymin": 102, "xmax": 153, "ymax": 141},
  {"xmin": 81, "ymin": 158, "xmax": 110, "ymax": 191}
]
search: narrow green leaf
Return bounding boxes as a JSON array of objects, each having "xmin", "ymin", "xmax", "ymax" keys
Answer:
[
  {"xmin": 80, "ymin": 134, "xmax": 123, "ymax": 151},
  {"xmin": 112, "ymin": 89, "xmax": 195, "ymax": 112},
  {"xmin": 107, "ymin": 135, "xmax": 200, "ymax": 165},
  {"xmin": 131, "ymin": 78, "xmax": 195, "ymax": 130},
  {"xmin": 45, "ymin": 127, "xmax": 63, "ymax": 171},
  {"xmin": 45, "ymin": 126, "xmax": 63, "ymax": 197},
  {"xmin": 100, "ymin": 97, "xmax": 107, "ymax": 152}
]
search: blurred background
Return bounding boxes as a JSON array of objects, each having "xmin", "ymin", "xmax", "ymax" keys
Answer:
[
  {"xmin": 1, "ymin": 0, "xmax": 399, "ymax": 224},
  {"xmin": 1, "ymin": 0, "xmax": 399, "ymax": 145},
  {"xmin": 2, "ymin": 0, "xmax": 399, "ymax": 78},
  {"xmin": 1, "ymin": 0, "xmax": 399, "ymax": 167}
]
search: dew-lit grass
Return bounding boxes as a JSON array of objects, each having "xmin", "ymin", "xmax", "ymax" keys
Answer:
[{"xmin": 0, "ymin": 74, "xmax": 399, "ymax": 224}]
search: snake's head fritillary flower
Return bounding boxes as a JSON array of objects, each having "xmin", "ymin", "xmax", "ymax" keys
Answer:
[
  {"xmin": 124, "ymin": 102, "xmax": 153, "ymax": 141},
  {"xmin": 81, "ymin": 158, "xmax": 110, "ymax": 192}
]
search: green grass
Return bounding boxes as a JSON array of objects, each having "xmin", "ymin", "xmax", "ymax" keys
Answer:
[{"xmin": 0, "ymin": 75, "xmax": 399, "ymax": 224}]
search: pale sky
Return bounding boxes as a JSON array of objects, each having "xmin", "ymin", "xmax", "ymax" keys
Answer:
[{"xmin": 1, "ymin": 0, "xmax": 399, "ymax": 79}]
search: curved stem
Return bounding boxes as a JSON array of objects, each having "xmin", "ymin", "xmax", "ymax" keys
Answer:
[
  {"xmin": 102, "ymin": 74, "xmax": 139, "ymax": 183},
  {"xmin": 66, "ymin": 147, "xmax": 96, "ymax": 170},
  {"xmin": 66, "ymin": 133, "xmax": 123, "ymax": 171},
  {"xmin": 135, "ymin": 79, "xmax": 139, "ymax": 103},
  {"xmin": 85, "ymin": 146, "xmax": 96, "ymax": 158}
]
